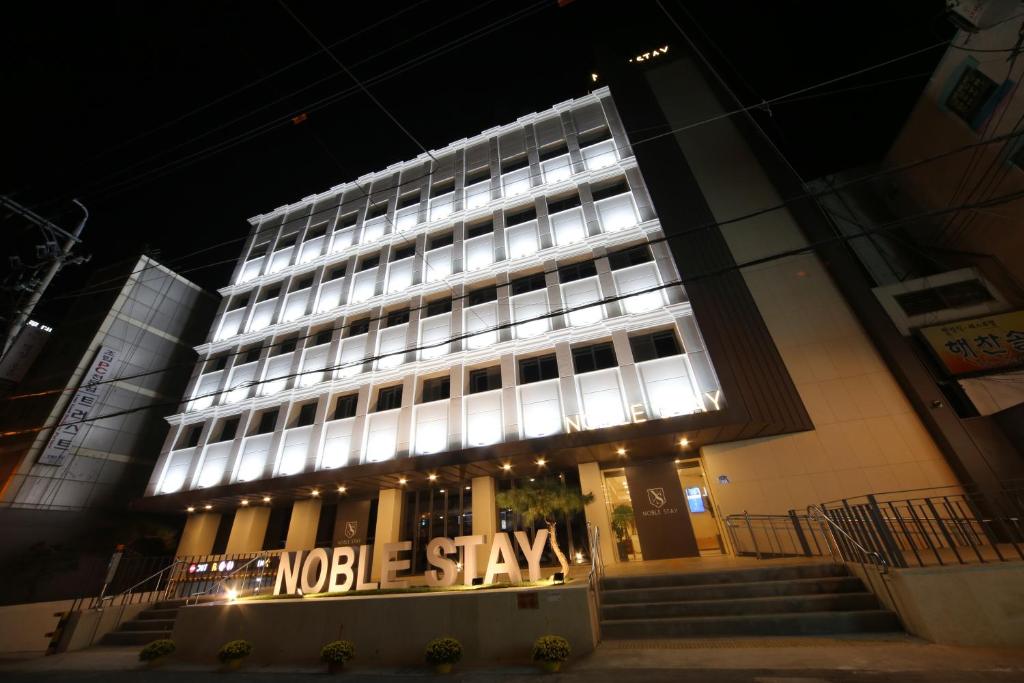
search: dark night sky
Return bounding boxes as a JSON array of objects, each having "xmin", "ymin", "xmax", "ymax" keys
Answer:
[{"xmin": 1, "ymin": 1, "xmax": 954, "ymax": 324}]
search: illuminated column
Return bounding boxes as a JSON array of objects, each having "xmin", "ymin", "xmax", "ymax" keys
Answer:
[
  {"xmin": 577, "ymin": 462, "xmax": 617, "ymax": 565},
  {"xmin": 176, "ymin": 512, "xmax": 222, "ymax": 557},
  {"xmin": 285, "ymin": 498, "xmax": 321, "ymax": 551},
  {"xmin": 610, "ymin": 329, "xmax": 646, "ymax": 411},
  {"xmin": 471, "ymin": 476, "xmax": 497, "ymax": 571},
  {"xmin": 225, "ymin": 506, "xmax": 271, "ymax": 554},
  {"xmin": 371, "ymin": 488, "xmax": 404, "ymax": 581}
]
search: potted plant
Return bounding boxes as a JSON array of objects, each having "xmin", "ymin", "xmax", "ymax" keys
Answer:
[
  {"xmin": 424, "ymin": 636, "xmax": 462, "ymax": 674},
  {"xmin": 217, "ymin": 639, "xmax": 252, "ymax": 671},
  {"xmin": 496, "ymin": 479, "xmax": 594, "ymax": 576},
  {"xmin": 320, "ymin": 640, "xmax": 355, "ymax": 674},
  {"xmin": 532, "ymin": 635, "xmax": 571, "ymax": 673},
  {"xmin": 611, "ymin": 504, "xmax": 635, "ymax": 561},
  {"xmin": 138, "ymin": 638, "xmax": 175, "ymax": 668}
]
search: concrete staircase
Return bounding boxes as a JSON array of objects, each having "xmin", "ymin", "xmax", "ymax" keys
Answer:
[
  {"xmin": 100, "ymin": 600, "xmax": 185, "ymax": 646},
  {"xmin": 599, "ymin": 562, "xmax": 901, "ymax": 639}
]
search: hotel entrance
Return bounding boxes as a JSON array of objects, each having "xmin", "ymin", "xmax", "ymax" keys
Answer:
[{"xmin": 601, "ymin": 458, "xmax": 724, "ymax": 562}]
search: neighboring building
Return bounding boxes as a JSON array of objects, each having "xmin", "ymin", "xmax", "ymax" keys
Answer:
[
  {"xmin": 139, "ymin": 46, "xmax": 996, "ymax": 577},
  {"xmin": 0, "ymin": 255, "xmax": 216, "ymax": 600}
]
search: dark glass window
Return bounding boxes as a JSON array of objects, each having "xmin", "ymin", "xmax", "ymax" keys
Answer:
[
  {"xmin": 539, "ymin": 141, "xmax": 568, "ymax": 161},
  {"xmin": 256, "ymin": 409, "xmax": 278, "ymax": 434},
  {"xmin": 592, "ymin": 179, "xmax": 630, "ymax": 202},
  {"xmin": 184, "ymin": 424, "xmax": 202, "ymax": 448},
  {"xmin": 228, "ymin": 294, "xmax": 250, "ymax": 311},
  {"xmin": 314, "ymin": 329, "xmax": 333, "ymax": 346},
  {"xmin": 469, "ymin": 366, "xmax": 502, "ymax": 393},
  {"xmin": 242, "ymin": 346, "xmax": 262, "ymax": 364},
  {"xmin": 207, "ymin": 355, "xmax": 228, "ymax": 372},
  {"xmin": 398, "ymin": 192, "xmax": 421, "ymax": 209},
  {"xmin": 422, "ymin": 376, "xmax": 451, "ymax": 402},
  {"xmin": 578, "ymin": 125, "xmax": 612, "ymax": 146},
  {"xmin": 501, "ymin": 155, "xmax": 529, "ymax": 173},
  {"xmin": 258, "ymin": 286, "xmax": 280, "ymax": 302},
  {"xmin": 946, "ymin": 67, "xmax": 998, "ymax": 127},
  {"xmin": 510, "ymin": 272, "xmax": 547, "ymax": 296},
  {"xmin": 429, "ymin": 232, "xmax": 453, "ymax": 249},
  {"xmin": 296, "ymin": 402, "xmax": 317, "ymax": 427},
  {"xmin": 334, "ymin": 394, "xmax": 358, "ymax": 420},
  {"xmin": 306, "ymin": 223, "xmax": 327, "ymax": 240},
  {"xmin": 572, "ymin": 343, "xmax": 617, "ymax": 374},
  {"xmin": 359, "ymin": 255, "xmax": 379, "ymax": 271},
  {"xmin": 387, "ymin": 308, "xmax": 410, "ymax": 327},
  {"xmin": 347, "ymin": 318, "xmax": 370, "ymax": 336},
  {"xmin": 519, "ymin": 354, "xmax": 558, "ymax": 384},
  {"xmin": 630, "ymin": 330, "xmax": 682, "ymax": 362},
  {"xmin": 608, "ymin": 245, "xmax": 652, "ymax": 270},
  {"xmin": 277, "ymin": 234, "xmax": 297, "ymax": 249},
  {"xmin": 294, "ymin": 276, "xmax": 314, "ymax": 291},
  {"xmin": 338, "ymin": 213, "xmax": 357, "ymax": 229},
  {"xmin": 275, "ymin": 337, "xmax": 297, "ymax": 355},
  {"xmin": 367, "ymin": 203, "xmax": 388, "ymax": 219},
  {"xmin": 376, "ymin": 385, "xmax": 403, "ymax": 412},
  {"xmin": 894, "ymin": 280, "xmax": 994, "ymax": 316},
  {"xmin": 218, "ymin": 417, "xmax": 240, "ymax": 442},
  {"xmin": 506, "ymin": 206, "xmax": 537, "ymax": 226},
  {"xmin": 467, "ymin": 284, "xmax": 498, "ymax": 306},
  {"xmin": 466, "ymin": 166, "xmax": 490, "ymax": 185},
  {"xmin": 426, "ymin": 297, "xmax": 452, "ymax": 317},
  {"xmin": 558, "ymin": 260, "xmax": 597, "ymax": 283},
  {"xmin": 547, "ymin": 193, "xmax": 581, "ymax": 214},
  {"xmin": 248, "ymin": 243, "xmax": 269, "ymax": 260},
  {"xmin": 431, "ymin": 179, "xmax": 455, "ymax": 197},
  {"xmin": 326, "ymin": 265, "xmax": 346, "ymax": 281},
  {"xmin": 392, "ymin": 245, "xmax": 415, "ymax": 261},
  {"xmin": 466, "ymin": 222, "xmax": 493, "ymax": 239}
]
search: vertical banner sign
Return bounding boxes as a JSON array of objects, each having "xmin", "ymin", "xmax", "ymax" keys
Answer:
[
  {"xmin": 625, "ymin": 461, "xmax": 699, "ymax": 560},
  {"xmin": 38, "ymin": 346, "xmax": 121, "ymax": 466},
  {"xmin": 334, "ymin": 499, "xmax": 372, "ymax": 547}
]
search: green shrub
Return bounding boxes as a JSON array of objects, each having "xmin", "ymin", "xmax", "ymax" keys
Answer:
[
  {"xmin": 217, "ymin": 639, "xmax": 253, "ymax": 662},
  {"xmin": 424, "ymin": 636, "xmax": 462, "ymax": 665},
  {"xmin": 138, "ymin": 638, "xmax": 175, "ymax": 661},
  {"xmin": 320, "ymin": 640, "xmax": 355, "ymax": 664},
  {"xmin": 532, "ymin": 635, "xmax": 571, "ymax": 663}
]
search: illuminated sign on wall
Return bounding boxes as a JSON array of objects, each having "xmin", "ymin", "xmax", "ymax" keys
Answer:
[
  {"xmin": 629, "ymin": 46, "xmax": 669, "ymax": 63},
  {"xmin": 563, "ymin": 391, "xmax": 723, "ymax": 434},
  {"xmin": 685, "ymin": 487, "xmax": 705, "ymax": 513},
  {"xmin": 919, "ymin": 310, "xmax": 1024, "ymax": 376}
]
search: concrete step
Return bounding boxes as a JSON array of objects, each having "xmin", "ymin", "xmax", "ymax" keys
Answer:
[
  {"xmin": 100, "ymin": 630, "xmax": 172, "ymax": 646},
  {"xmin": 137, "ymin": 608, "xmax": 179, "ymax": 620},
  {"xmin": 601, "ymin": 575, "xmax": 867, "ymax": 605},
  {"xmin": 601, "ymin": 592, "xmax": 880, "ymax": 620},
  {"xmin": 121, "ymin": 619, "xmax": 176, "ymax": 631},
  {"xmin": 599, "ymin": 609, "xmax": 901, "ymax": 639},
  {"xmin": 601, "ymin": 563, "xmax": 848, "ymax": 592}
]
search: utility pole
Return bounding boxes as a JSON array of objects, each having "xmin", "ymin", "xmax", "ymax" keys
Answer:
[{"xmin": 0, "ymin": 196, "xmax": 89, "ymax": 359}]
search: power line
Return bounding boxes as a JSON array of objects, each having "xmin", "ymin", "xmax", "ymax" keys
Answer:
[{"xmin": 7, "ymin": 184, "xmax": 1024, "ymax": 440}]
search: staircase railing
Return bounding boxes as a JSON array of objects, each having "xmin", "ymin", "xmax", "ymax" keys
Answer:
[{"xmin": 586, "ymin": 523, "xmax": 604, "ymax": 640}]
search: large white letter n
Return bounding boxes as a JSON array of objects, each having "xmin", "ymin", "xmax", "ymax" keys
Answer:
[{"xmin": 274, "ymin": 551, "xmax": 304, "ymax": 595}]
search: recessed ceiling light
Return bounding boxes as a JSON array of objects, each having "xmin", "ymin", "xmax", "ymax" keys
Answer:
[
  {"xmin": 501, "ymin": 463, "xmax": 512, "ymax": 471},
  {"xmin": 311, "ymin": 490, "xmax": 319, "ymax": 497},
  {"xmin": 679, "ymin": 437, "xmax": 690, "ymax": 447},
  {"xmin": 187, "ymin": 506, "xmax": 195, "ymax": 513},
  {"xmin": 240, "ymin": 500, "xmax": 249, "ymax": 506},
  {"xmin": 203, "ymin": 504, "xmax": 212, "ymax": 510},
  {"xmin": 338, "ymin": 486, "xmax": 347, "ymax": 494},
  {"xmin": 262, "ymin": 496, "xmax": 271, "ymax": 503},
  {"xmin": 428, "ymin": 474, "xmax": 438, "ymax": 481},
  {"xmin": 536, "ymin": 458, "xmax": 546, "ymax": 467},
  {"xmin": 399, "ymin": 477, "xmax": 408, "ymax": 485},
  {"xmin": 439, "ymin": 489, "xmax": 445, "ymax": 493},
  {"xmin": 465, "ymin": 485, "xmax": 471, "ymax": 490},
  {"xmin": 616, "ymin": 448, "xmax": 626, "ymax": 456}
]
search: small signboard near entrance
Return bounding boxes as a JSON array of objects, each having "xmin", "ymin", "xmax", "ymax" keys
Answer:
[{"xmin": 625, "ymin": 461, "xmax": 699, "ymax": 560}]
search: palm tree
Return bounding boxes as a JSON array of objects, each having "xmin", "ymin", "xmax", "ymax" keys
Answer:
[{"xmin": 495, "ymin": 478, "xmax": 594, "ymax": 576}]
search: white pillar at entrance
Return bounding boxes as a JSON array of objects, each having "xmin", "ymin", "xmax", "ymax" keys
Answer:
[
  {"xmin": 285, "ymin": 498, "xmax": 321, "ymax": 551},
  {"xmin": 176, "ymin": 512, "xmax": 222, "ymax": 557},
  {"xmin": 577, "ymin": 462, "xmax": 617, "ymax": 565},
  {"xmin": 471, "ymin": 476, "xmax": 497, "ymax": 571},
  {"xmin": 371, "ymin": 488, "xmax": 404, "ymax": 581},
  {"xmin": 225, "ymin": 506, "xmax": 271, "ymax": 554}
]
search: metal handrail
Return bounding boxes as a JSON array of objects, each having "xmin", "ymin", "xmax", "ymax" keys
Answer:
[
  {"xmin": 93, "ymin": 559, "xmax": 182, "ymax": 609},
  {"xmin": 186, "ymin": 552, "xmax": 273, "ymax": 605},
  {"xmin": 807, "ymin": 504, "xmax": 888, "ymax": 574},
  {"xmin": 586, "ymin": 523, "xmax": 603, "ymax": 641}
]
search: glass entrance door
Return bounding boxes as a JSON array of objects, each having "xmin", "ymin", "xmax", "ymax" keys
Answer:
[
  {"xmin": 675, "ymin": 458, "xmax": 725, "ymax": 555},
  {"xmin": 601, "ymin": 468, "xmax": 643, "ymax": 561}
]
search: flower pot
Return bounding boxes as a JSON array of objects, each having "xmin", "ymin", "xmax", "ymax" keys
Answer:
[
  {"xmin": 434, "ymin": 662, "xmax": 453, "ymax": 674},
  {"xmin": 221, "ymin": 658, "xmax": 245, "ymax": 671},
  {"xmin": 327, "ymin": 661, "xmax": 346, "ymax": 674},
  {"xmin": 540, "ymin": 661, "xmax": 562, "ymax": 673}
]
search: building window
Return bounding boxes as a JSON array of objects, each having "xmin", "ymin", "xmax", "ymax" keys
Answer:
[
  {"xmin": 326, "ymin": 265, "xmax": 346, "ymax": 281},
  {"xmin": 467, "ymin": 284, "xmax": 498, "ymax": 306},
  {"xmin": 338, "ymin": 213, "xmax": 358, "ymax": 229},
  {"xmin": 510, "ymin": 272, "xmax": 547, "ymax": 296},
  {"xmin": 572, "ymin": 342, "xmax": 617, "ymax": 374},
  {"xmin": 893, "ymin": 279, "xmax": 994, "ymax": 316},
  {"xmin": 217, "ymin": 417, "xmax": 240, "ymax": 442},
  {"xmin": 947, "ymin": 67, "xmax": 998, "ymax": 127},
  {"xmin": 359, "ymin": 255, "xmax": 380, "ymax": 271},
  {"xmin": 256, "ymin": 409, "xmax": 279, "ymax": 434},
  {"xmin": 539, "ymin": 141, "xmax": 568, "ymax": 162},
  {"xmin": 501, "ymin": 155, "xmax": 529, "ymax": 174},
  {"xmin": 547, "ymin": 193, "xmax": 581, "ymax": 214},
  {"xmin": 294, "ymin": 275, "xmax": 314, "ymax": 291},
  {"xmin": 275, "ymin": 337, "xmax": 298, "ymax": 355},
  {"xmin": 426, "ymin": 297, "xmax": 452, "ymax": 317},
  {"xmin": 313, "ymin": 329, "xmax": 333, "ymax": 346},
  {"xmin": 347, "ymin": 317, "xmax": 370, "ymax": 337},
  {"xmin": 242, "ymin": 346, "xmax": 262, "ymax": 364},
  {"xmin": 334, "ymin": 393, "xmax": 358, "ymax": 420},
  {"xmin": 228, "ymin": 294, "xmax": 250, "ymax": 311},
  {"xmin": 258, "ymin": 286, "xmax": 280, "ymax": 302},
  {"xmin": 277, "ymin": 234, "xmax": 297, "ymax": 249},
  {"xmin": 592, "ymin": 179, "xmax": 630, "ymax": 202},
  {"xmin": 367, "ymin": 203, "xmax": 388, "ymax": 219},
  {"xmin": 296, "ymin": 402, "xmax": 317, "ymax": 427},
  {"xmin": 431, "ymin": 179, "xmax": 455, "ymax": 197},
  {"xmin": 392, "ymin": 244, "xmax": 415, "ymax": 261},
  {"xmin": 558, "ymin": 260, "xmax": 597, "ymax": 283},
  {"xmin": 578, "ymin": 126, "xmax": 612, "ymax": 146},
  {"xmin": 207, "ymin": 355, "xmax": 228, "ymax": 372},
  {"xmin": 305, "ymin": 223, "xmax": 327, "ymax": 240},
  {"xmin": 630, "ymin": 330, "xmax": 682, "ymax": 362},
  {"xmin": 398, "ymin": 192, "xmax": 421, "ymax": 209},
  {"xmin": 184, "ymin": 424, "xmax": 203, "ymax": 448},
  {"xmin": 519, "ymin": 353, "xmax": 558, "ymax": 384},
  {"xmin": 506, "ymin": 206, "xmax": 537, "ymax": 227},
  {"xmin": 249, "ymin": 243, "xmax": 269, "ymax": 260},
  {"xmin": 466, "ymin": 221, "xmax": 493, "ymax": 239},
  {"xmin": 422, "ymin": 376, "xmax": 451, "ymax": 402},
  {"xmin": 466, "ymin": 166, "xmax": 490, "ymax": 185},
  {"xmin": 376, "ymin": 385, "xmax": 403, "ymax": 411},
  {"xmin": 608, "ymin": 245, "xmax": 652, "ymax": 270},
  {"xmin": 387, "ymin": 308, "xmax": 410, "ymax": 326},
  {"xmin": 429, "ymin": 232, "xmax": 453, "ymax": 249},
  {"xmin": 469, "ymin": 366, "xmax": 502, "ymax": 393}
]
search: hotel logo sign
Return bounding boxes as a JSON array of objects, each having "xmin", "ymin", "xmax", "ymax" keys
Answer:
[
  {"xmin": 344, "ymin": 521, "xmax": 358, "ymax": 540},
  {"xmin": 646, "ymin": 488, "xmax": 667, "ymax": 509}
]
